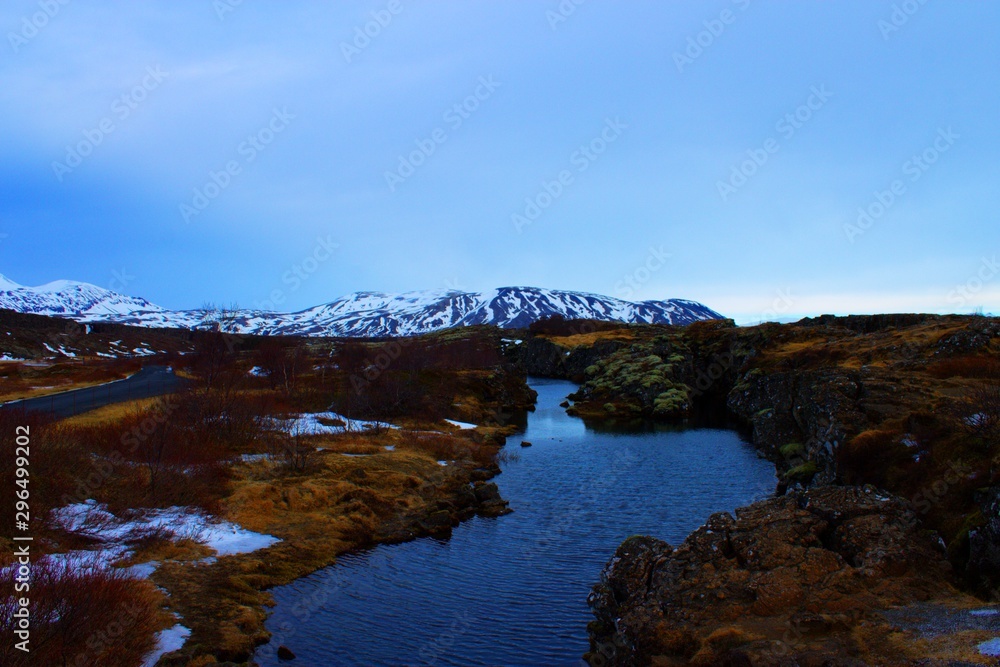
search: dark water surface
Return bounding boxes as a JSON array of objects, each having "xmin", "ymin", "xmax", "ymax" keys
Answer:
[{"xmin": 256, "ymin": 378, "xmax": 776, "ymax": 667}]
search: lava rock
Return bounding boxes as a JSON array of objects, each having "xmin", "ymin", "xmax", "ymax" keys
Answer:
[{"xmin": 586, "ymin": 486, "xmax": 974, "ymax": 666}]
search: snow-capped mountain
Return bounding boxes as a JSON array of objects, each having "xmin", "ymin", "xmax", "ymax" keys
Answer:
[
  {"xmin": 0, "ymin": 276, "xmax": 724, "ymax": 338},
  {"xmin": 0, "ymin": 274, "xmax": 164, "ymax": 318}
]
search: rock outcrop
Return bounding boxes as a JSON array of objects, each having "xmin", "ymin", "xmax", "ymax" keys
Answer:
[{"xmin": 587, "ymin": 486, "xmax": 994, "ymax": 666}]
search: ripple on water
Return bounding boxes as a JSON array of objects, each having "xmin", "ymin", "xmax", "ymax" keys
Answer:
[{"xmin": 256, "ymin": 378, "xmax": 777, "ymax": 667}]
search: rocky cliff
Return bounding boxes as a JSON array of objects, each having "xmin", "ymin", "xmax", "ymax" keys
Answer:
[
  {"xmin": 516, "ymin": 314, "xmax": 1000, "ymax": 665},
  {"xmin": 586, "ymin": 486, "xmax": 997, "ymax": 666}
]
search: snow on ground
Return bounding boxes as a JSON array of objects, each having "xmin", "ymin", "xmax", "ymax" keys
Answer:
[
  {"xmin": 248, "ymin": 365, "xmax": 268, "ymax": 376},
  {"xmin": 437, "ymin": 460, "xmax": 449, "ymax": 466},
  {"xmin": 276, "ymin": 411, "xmax": 397, "ymax": 435},
  {"xmin": 444, "ymin": 419, "xmax": 477, "ymax": 430},
  {"xmin": 142, "ymin": 625, "xmax": 191, "ymax": 667},
  {"xmin": 979, "ymin": 638, "xmax": 1000, "ymax": 656},
  {"xmin": 0, "ymin": 353, "xmax": 26, "ymax": 361},
  {"xmin": 53, "ymin": 501, "xmax": 280, "ymax": 568}
]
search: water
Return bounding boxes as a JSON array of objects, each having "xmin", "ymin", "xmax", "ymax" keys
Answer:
[{"xmin": 256, "ymin": 378, "xmax": 776, "ymax": 667}]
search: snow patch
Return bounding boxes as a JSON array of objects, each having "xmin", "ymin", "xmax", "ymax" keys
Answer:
[
  {"xmin": 971, "ymin": 609, "xmax": 1000, "ymax": 617},
  {"xmin": 444, "ymin": 419, "xmax": 477, "ymax": 430},
  {"xmin": 142, "ymin": 625, "xmax": 191, "ymax": 667},
  {"xmin": 980, "ymin": 638, "xmax": 1000, "ymax": 656},
  {"xmin": 53, "ymin": 502, "xmax": 280, "ymax": 564},
  {"xmin": 276, "ymin": 412, "xmax": 396, "ymax": 435}
]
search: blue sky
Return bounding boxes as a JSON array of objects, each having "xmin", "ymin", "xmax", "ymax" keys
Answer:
[{"xmin": 1, "ymin": 0, "xmax": 998, "ymax": 323}]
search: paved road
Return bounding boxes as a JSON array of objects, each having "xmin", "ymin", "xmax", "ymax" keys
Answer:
[{"xmin": 0, "ymin": 365, "xmax": 190, "ymax": 420}]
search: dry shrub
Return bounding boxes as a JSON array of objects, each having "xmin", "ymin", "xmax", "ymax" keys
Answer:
[
  {"xmin": 929, "ymin": 355, "xmax": 1000, "ymax": 379},
  {"xmin": 59, "ymin": 393, "xmax": 236, "ymax": 512},
  {"xmin": 0, "ymin": 559, "xmax": 162, "ymax": 667},
  {"xmin": 0, "ymin": 408, "xmax": 89, "ymax": 536},
  {"xmin": 407, "ymin": 433, "xmax": 493, "ymax": 466}
]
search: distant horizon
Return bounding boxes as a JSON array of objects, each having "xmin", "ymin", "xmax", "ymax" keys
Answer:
[
  {"xmin": 1, "ymin": 267, "xmax": 994, "ymax": 328},
  {"xmin": 2, "ymin": 2, "xmax": 998, "ymax": 328}
]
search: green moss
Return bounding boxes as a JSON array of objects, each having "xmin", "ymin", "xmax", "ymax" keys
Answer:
[
  {"xmin": 779, "ymin": 442, "xmax": 805, "ymax": 460},
  {"xmin": 603, "ymin": 403, "xmax": 616, "ymax": 413},
  {"xmin": 653, "ymin": 387, "xmax": 689, "ymax": 417},
  {"xmin": 784, "ymin": 461, "xmax": 820, "ymax": 483}
]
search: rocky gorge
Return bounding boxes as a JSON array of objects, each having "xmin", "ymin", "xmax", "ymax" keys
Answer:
[{"xmin": 515, "ymin": 314, "xmax": 1000, "ymax": 665}]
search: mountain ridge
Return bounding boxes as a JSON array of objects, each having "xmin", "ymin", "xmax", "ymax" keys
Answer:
[{"xmin": 0, "ymin": 276, "xmax": 724, "ymax": 338}]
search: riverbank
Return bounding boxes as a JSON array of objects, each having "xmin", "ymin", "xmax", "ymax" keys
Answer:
[
  {"xmin": 151, "ymin": 421, "xmax": 522, "ymax": 664},
  {"xmin": 515, "ymin": 314, "xmax": 1000, "ymax": 664},
  {"xmin": 252, "ymin": 378, "xmax": 775, "ymax": 666}
]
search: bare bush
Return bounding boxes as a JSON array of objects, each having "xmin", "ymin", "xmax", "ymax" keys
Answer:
[{"xmin": 0, "ymin": 559, "xmax": 161, "ymax": 667}]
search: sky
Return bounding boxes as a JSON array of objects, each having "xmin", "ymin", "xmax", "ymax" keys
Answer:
[{"xmin": 1, "ymin": 0, "xmax": 998, "ymax": 324}]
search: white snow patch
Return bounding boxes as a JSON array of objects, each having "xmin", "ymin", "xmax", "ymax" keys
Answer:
[
  {"xmin": 971, "ymin": 609, "xmax": 1000, "ymax": 617},
  {"xmin": 53, "ymin": 502, "xmax": 280, "ymax": 563},
  {"xmin": 979, "ymin": 638, "xmax": 1000, "ymax": 656},
  {"xmin": 444, "ymin": 419, "xmax": 477, "ymax": 430},
  {"xmin": 437, "ymin": 460, "xmax": 449, "ymax": 467},
  {"xmin": 248, "ymin": 366, "xmax": 268, "ymax": 377},
  {"xmin": 142, "ymin": 624, "xmax": 191, "ymax": 667},
  {"xmin": 0, "ymin": 353, "xmax": 26, "ymax": 361},
  {"xmin": 276, "ymin": 412, "xmax": 396, "ymax": 435}
]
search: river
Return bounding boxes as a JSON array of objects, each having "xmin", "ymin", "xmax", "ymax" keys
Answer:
[{"xmin": 255, "ymin": 377, "xmax": 776, "ymax": 666}]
